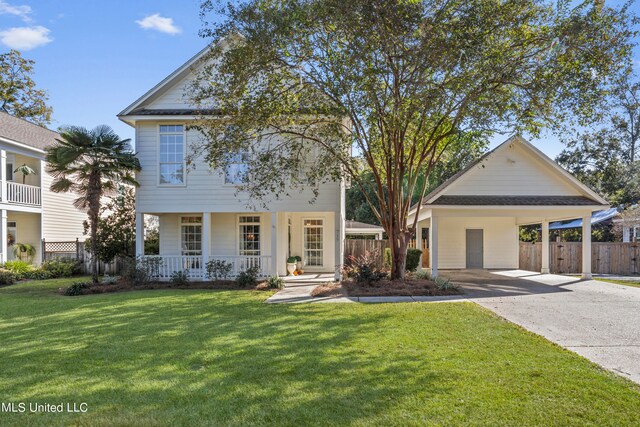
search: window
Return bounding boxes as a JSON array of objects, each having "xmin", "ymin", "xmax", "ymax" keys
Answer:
[
  {"xmin": 303, "ymin": 219, "xmax": 323, "ymax": 267},
  {"xmin": 159, "ymin": 125, "xmax": 185, "ymax": 185},
  {"xmin": 180, "ymin": 216, "xmax": 202, "ymax": 256},
  {"xmin": 225, "ymin": 152, "xmax": 249, "ymax": 184},
  {"xmin": 239, "ymin": 216, "xmax": 260, "ymax": 256}
]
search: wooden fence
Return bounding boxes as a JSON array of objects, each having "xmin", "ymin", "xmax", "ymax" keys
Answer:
[
  {"xmin": 42, "ymin": 239, "xmax": 126, "ymax": 275},
  {"xmin": 519, "ymin": 242, "xmax": 640, "ymax": 275},
  {"xmin": 344, "ymin": 238, "xmax": 429, "ymax": 268}
]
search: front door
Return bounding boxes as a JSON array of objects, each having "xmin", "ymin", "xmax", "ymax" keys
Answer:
[{"xmin": 466, "ymin": 229, "xmax": 483, "ymax": 269}]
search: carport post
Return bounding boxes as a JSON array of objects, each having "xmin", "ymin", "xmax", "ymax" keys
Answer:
[
  {"xmin": 541, "ymin": 220, "xmax": 550, "ymax": 274},
  {"xmin": 429, "ymin": 216, "xmax": 438, "ymax": 277},
  {"xmin": 581, "ymin": 214, "xmax": 592, "ymax": 279}
]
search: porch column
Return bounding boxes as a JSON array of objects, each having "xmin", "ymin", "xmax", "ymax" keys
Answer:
[
  {"xmin": 0, "ymin": 209, "xmax": 7, "ymax": 264},
  {"xmin": 415, "ymin": 223, "xmax": 423, "ymax": 271},
  {"xmin": 582, "ymin": 214, "xmax": 592, "ymax": 279},
  {"xmin": 135, "ymin": 212, "xmax": 144, "ymax": 257},
  {"xmin": 541, "ymin": 220, "xmax": 550, "ymax": 274},
  {"xmin": 0, "ymin": 150, "xmax": 6, "ymax": 202},
  {"xmin": 202, "ymin": 212, "xmax": 211, "ymax": 274},
  {"xmin": 336, "ymin": 180, "xmax": 346, "ymax": 281},
  {"xmin": 429, "ymin": 216, "xmax": 438, "ymax": 277},
  {"xmin": 270, "ymin": 212, "xmax": 277, "ymax": 276}
]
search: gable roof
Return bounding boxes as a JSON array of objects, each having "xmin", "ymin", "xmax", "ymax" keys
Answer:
[
  {"xmin": 417, "ymin": 135, "xmax": 608, "ymax": 208},
  {"xmin": 0, "ymin": 111, "xmax": 59, "ymax": 152},
  {"xmin": 345, "ymin": 220, "xmax": 384, "ymax": 230}
]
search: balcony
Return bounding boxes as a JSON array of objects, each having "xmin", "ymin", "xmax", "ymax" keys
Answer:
[{"xmin": 2, "ymin": 181, "xmax": 41, "ymax": 207}]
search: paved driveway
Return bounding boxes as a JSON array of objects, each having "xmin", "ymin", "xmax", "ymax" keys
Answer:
[{"xmin": 440, "ymin": 269, "xmax": 640, "ymax": 385}]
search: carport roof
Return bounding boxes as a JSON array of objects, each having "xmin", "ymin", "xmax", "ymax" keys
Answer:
[{"xmin": 427, "ymin": 195, "xmax": 605, "ymax": 206}]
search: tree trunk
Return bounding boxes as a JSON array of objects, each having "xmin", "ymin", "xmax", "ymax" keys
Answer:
[
  {"xmin": 389, "ymin": 228, "xmax": 411, "ymax": 280},
  {"xmin": 88, "ymin": 172, "xmax": 101, "ymax": 285}
]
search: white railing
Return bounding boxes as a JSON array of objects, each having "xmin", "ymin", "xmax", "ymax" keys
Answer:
[
  {"xmin": 139, "ymin": 255, "xmax": 272, "ymax": 280},
  {"xmin": 6, "ymin": 182, "xmax": 41, "ymax": 206}
]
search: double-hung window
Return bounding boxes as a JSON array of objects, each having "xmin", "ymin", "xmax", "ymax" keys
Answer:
[
  {"xmin": 238, "ymin": 216, "xmax": 261, "ymax": 256},
  {"xmin": 180, "ymin": 216, "xmax": 202, "ymax": 256},
  {"xmin": 159, "ymin": 125, "xmax": 185, "ymax": 185}
]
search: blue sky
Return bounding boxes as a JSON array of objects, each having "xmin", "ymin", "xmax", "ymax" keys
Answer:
[{"xmin": 0, "ymin": 0, "xmax": 638, "ymax": 159}]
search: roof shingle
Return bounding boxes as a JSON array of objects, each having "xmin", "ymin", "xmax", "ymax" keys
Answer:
[
  {"xmin": 427, "ymin": 195, "xmax": 605, "ymax": 206},
  {"xmin": 0, "ymin": 111, "xmax": 59, "ymax": 151}
]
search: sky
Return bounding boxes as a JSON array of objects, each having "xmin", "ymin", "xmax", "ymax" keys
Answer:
[{"xmin": 0, "ymin": 0, "xmax": 638, "ymax": 159}]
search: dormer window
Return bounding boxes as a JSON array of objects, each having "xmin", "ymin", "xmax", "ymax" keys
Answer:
[{"xmin": 159, "ymin": 125, "xmax": 185, "ymax": 185}]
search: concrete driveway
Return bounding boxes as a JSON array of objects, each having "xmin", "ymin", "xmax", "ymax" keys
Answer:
[{"xmin": 440, "ymin": 269, "xmax": 640, "ymax": 385}]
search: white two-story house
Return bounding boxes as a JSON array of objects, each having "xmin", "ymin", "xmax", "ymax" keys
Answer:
[
  {"xmin": 118, "ymin": 47, "xmax": 346, "ymax": 279},
  {"xmin": 0, "ymin": 112, "xmax": 87, "ymax": 264}
]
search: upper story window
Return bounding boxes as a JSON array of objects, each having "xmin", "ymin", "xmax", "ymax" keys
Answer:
[
  {"xmin": 159, "ymin": 125, "xmax": 185, "ymax": 185},
  {"xmin": 225, "ymin": 151, "xmax": 249, "ymax": 184}
]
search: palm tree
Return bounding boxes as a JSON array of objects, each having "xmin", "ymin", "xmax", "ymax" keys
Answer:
[{"xmin": 46, "ymin": 125, "xmax": 140, "ymax": 284}]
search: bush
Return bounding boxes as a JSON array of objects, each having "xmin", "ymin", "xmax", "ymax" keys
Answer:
[
  {"xmin": 64, "ymin": 282, "xmax": 90, "ymax": 296},
  {"xmin": 170, "ymin": 270, "xmax": 190, "ymax": 285},
  {"xmin": 100, "ymin": 274, "xmax": 118, "ymax": 284},
  {"xmin": 237, "ymin": 266, "xmax": 259, "ymax": 287},
  {"xmin": 206, "ymin": 259, "xmax": 233, "ymax": 280},
  {"xmin": 3, "ymin": 260, "xmax": 33, "ymax": 277},
  {"xmin": 122, "ymin": 256, "xmax": 163, "ymax": 286},
  {"xmin": 406, "ymin": 248, "xmax": 422, "ymax": 272},
  {"xmin": 343, "ymin": 251, "xmax": 387, "ymax": 283},
  {"xmin": 0, "ymin": 270, "xmax": 16, "ymax": 286},
  {"xmin": 383, "ymin": 247, "xmax": 422, "ymax": 272},
  {"xmin": 22, "ymin": 269, "xmax": 53, "ymax": 280},
  {"xmin": 434, "ymin": 276, "xmax": 458, "ymax": 291},
  {"xmin": 41, "ymin": 259, "xmax": 80, "ymax": 278},
  {"xmin": 266, "ymin": 275, "xmax": 285, "ymax": 289},
  {"xmin": 413, "ymin": 270, "xmax": 431, "ymax": 280}
]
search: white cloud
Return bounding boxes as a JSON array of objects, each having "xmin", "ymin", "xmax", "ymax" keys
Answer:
[
  {"xmin": 0, "ymin": 0, "xmax": 32, "ymax": 23},
  {"xmin": 136, "ymin": 13, "xmax": 181, "ymax": 35},
  {"xmin": 0, "ymin": 26, "xmax": 52, "ymax": 50}
]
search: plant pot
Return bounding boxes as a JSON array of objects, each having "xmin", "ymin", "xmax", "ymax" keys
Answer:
[
  {"xmin": 296, "ymin": 261, "xmax": 302, "ymax": 271},
  {"xmin": 286, "ymin": 263, "xmax": 296, "ymax": 276}
]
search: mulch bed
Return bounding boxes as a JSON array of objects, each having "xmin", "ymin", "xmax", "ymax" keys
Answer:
[
  {"xmin": 311, "ymin": 279, "xmax": 463, "ymax": 298},
  {"xmin": 59, "ymin": 279, "xmax": 272, "ymax": 296}
]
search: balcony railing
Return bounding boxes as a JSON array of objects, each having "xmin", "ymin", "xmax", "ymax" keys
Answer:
[
  {"xmin": 139, "ymin": 255, "xmax": 272, "ymax": 280},
  {"xmin": 5, "ymin": 182, "xmax": 41, "ymax": 206}
]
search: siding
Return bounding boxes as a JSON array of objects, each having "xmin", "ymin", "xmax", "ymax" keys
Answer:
[
  {"xmin": 135, "ymin": 121, "xmax": 341, "ymax": 214},
  {"xmin": 437, "ymin": 216, "xmax": 518, "ymax": 269},
  {"xmin": 146, "ymin": 73, "xmax": 195, "ymax": 110},
  {"xmin": 446, "ymin": 142, "xmax": 581, "ymax": 196},
  {"xmin": 41, "ymin": 170, "xmax": 87, "ymax": 242}
]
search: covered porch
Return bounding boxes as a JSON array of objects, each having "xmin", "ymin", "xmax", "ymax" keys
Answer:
[{"xmin": 135, "ymin": 210, "xmax": 343, "ymax": 280}]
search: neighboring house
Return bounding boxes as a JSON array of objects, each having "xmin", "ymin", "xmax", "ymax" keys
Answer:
[
  {"xmin": 345, "ymin": 220, "xmax": 384, "ymax": 240},
  {"xmin": 118, "ymin": 46, "xmax": 345, "ymax": 279},
  {"xmin": 547, "ymin": 208, "xmax": 619, "ymax": 241},
  {"xmin": 408, "ymin": 135, "xmax": 609, "ymax": 279},
  {"xmin": 0, "ymin": 112, "xmax": 87, "ymax": 264}
]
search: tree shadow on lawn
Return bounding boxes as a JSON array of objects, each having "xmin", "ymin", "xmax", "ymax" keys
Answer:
[{"xmin": 0, "ymin": 289, "xmax": 450, "ymax": 425}]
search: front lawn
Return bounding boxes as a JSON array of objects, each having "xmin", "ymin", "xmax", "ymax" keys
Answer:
[
  {"xmin": 1, "ymin": 279, "xmax": 639, "ymax": 426},
  {"xmin": 595, "ymin": 278, "xmax": 640, "ymax": 288}
]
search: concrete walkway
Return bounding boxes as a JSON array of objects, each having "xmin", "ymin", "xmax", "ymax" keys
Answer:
[{"xmin": 441, "ymin": 269, "xmax": 640, "ymax": 385}]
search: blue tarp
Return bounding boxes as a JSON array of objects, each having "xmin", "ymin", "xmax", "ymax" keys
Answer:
[{"xmin": 548, "ymin": 208, "xmax": 619, "ymax": 230}]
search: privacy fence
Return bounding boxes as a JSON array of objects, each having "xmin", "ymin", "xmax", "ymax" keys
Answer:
[
  {"xmin": 519, "ymin": 242, "xmax": 640, "ymax": 275},
  {"xmin": 344, "ymin": 238, "xmax": 429, "ymax": 268},
  {"xmin": 42, "ymin": 239, "xmax": 125, "ymax": 275}
]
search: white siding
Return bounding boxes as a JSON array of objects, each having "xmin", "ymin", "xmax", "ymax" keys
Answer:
[
  {"xmin": 437, "ymin": 216, "xmax": 518, "ymax": 269},
  {"xmin": 135, "ymin": 121, "xmax": 341, "ymax": 214},
  {"xmin": 41, "ymin": 170, "xmax": 87, "ymax": 242},
  {"xmin": 146, "ymin": 74, "xmax": 195, "ymax": 110},
  {"xmin": 8, "ymin": 212, "xmax": 41, "ymax": 264},
  {"xmin": 445, "ymin": 142, "xmax": 581, "ymax": 196}
]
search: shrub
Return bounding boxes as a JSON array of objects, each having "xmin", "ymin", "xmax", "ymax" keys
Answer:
[
  {"xmin": 22, "ymin": 269, "xmax": 53, "ymax": 280},
  {"xmin": 170, "ymin": 270, "xmax": 190, "ymax": 285},
  {"xmin": 101, "ymin": 274, "xmax": 118, "ymax": 285},
  {"xmin": 3, "ymin": 260, "xmax": 33, "ymax": 277},
  {"xmin": 0, "ymin": 270, "xmax": 16, "ymax": 286},
  {"xmin": 383, "ymin": 248, "xmax": 422, "ymax": 272},
  {"xmin": 122, "ymin": 256, "xmax": 163, "ymax": 286},
  {"xmin": 41, "ymin": 259, "xmax": 80, "ymax": 278},
  {"xmin": 406, "ymin": 248, "xmax": 423, "ymax": 272},
  {"xmin": 206, "ymin": 259, "xmax": 233, "ymax": 280},
  {"xmin": 237, "ymin": 266, "xmax": 259, "ymax": 287},
  {"xmin": 413, "ymin": 270, "xmax": 431, "ymax": 280},
  {"xmin": 266, "ymin": 275, "xmax": 285, "ymax": 289},
  {"xmin": 434, "ymin": 276, "xmax": 458, "ymax": 291},
  {"xmin": 64, "ymin": 282, "xmax": 90, "ymax": 296},
  {"xmin": 343, "ymin": 251, "xmax": 387, "ymax": 283}
]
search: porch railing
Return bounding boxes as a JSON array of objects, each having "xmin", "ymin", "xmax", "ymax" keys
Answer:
[
  {"xmin": 139, "ymin": 255, "xmax": 272, "ymax": 280},
  {"xmin": 6, "ymin": 182, "xmax": 41, "ymax": 206}
]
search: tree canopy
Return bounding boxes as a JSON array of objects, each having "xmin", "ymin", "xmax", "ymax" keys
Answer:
[
  {"xmin": 191, "ymin": 0, "xmax": 635, "ymax": 279},
  {"xmin": 0, "ymin": 50, "xmax": 52, "ymax": 125}
]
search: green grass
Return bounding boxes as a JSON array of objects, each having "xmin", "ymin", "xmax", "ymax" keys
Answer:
[
  {"xmin": 1, "ymin": 279, "xmax": 639, "ymax": 426},
  {"xmin": 595, "ymin": 278, "xmax": 640, "ymax": 288}
]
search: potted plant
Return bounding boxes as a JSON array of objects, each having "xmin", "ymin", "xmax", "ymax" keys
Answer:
[
  {"xmin": 14, "ymin": 164, "xmax": 37, "ymax": 185},
  {"xmin": 294, "ymin": 255, "xmax": 302, "ymax": 271},
  {"xmin": 12, "ymin": 242, "xmax": 35, "ymax": 263},
  {"xmin": 286, "ymin": 256, "xmax": 297, "ymax": 276}
]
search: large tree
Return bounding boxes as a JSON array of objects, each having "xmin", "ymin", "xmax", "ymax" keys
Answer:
[
  {"xmin": 190, "ymin": 0, "xmax": 634, "ymax": 279},
  {"xmin": 0, "ymin": 50, "xmax": 53, "ymax": 125},
  {"xmin": 46, "ymin": 126, "xmax": 141, "ymax": 284},
  {"xmin": 557, "ymin": 77, "xmax": 640, "ymax": 206}
]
